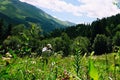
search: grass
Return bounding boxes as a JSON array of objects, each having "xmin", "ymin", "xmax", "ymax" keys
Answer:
[{"xmin": 0, "ymin": 52, "xmax": 120, "ymax": 80}]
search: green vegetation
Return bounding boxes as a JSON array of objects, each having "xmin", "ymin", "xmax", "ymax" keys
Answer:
[
  {"xmin": 0, "ymin": 0, "xmax": 120, "ymax": 79},
  {"xmin": 0, "ymin": 0, "xmax": 74, "ymax": 32},
  {"xmin": 113, "ymin": 31, "xmax": 120, "ymax": 46},
  {"xmin": 0, "ymin": 51, "xmax": 120, "ymax": 80},
  {"xmin": 93, "ymin": 34, "xmax": 107, "ymax": 55},
  {"xmin": 0, "ymin": 17, "xmax": 120, "ymax": 79}
]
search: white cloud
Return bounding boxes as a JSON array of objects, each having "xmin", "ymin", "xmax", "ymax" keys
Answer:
[
  {"xmin": 78, "ymin": 0, "xmax": 120, "ymax": 18},
  {"xmin": 20, "ymin": 0, "xmax": 120, "ymax": 19},
  {"xmin": 20, "ymin": 0, "xmax": 82, "ymax": 16}
]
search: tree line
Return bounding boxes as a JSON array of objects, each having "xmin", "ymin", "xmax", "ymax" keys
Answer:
[
  {"xmin": 48, "ymin": 14, "xmax": 120, "ymax": 55},
  {"xmin": 0, "ymin": 14, "xmax": 120, "ymax": 56}
]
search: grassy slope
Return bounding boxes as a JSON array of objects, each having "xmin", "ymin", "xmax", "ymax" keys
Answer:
[{"xmin": 0, "ymin": 52, "xmax": 120, "ymax": 80}]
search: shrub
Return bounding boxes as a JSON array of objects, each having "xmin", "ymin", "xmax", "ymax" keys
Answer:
[
  {"xmin": 53, "ymin": 33, "xmax": 71, "ymax": 56},
  {"xmin": 113, "ymin": 31, "xmax": 120, "ymax": 46},
  {"xmin": 61, "ymin": 33, "xmax": 71, "ymax": 56},
  {"xmin": 71, "ymin": 36, "xmax": 90, "ymax": 55},
  {"xmin": 3, "ymin": 36, "xmax": 22, "ymax": 50},
  {"xmin": 93, "ymin": 34, "xmax": 107, "ymax": 55}
]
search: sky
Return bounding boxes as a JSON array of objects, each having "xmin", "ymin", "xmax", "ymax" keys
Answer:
[{"xmin": 19, "ymin": 0, "xmax": 120, "ymax": 24}]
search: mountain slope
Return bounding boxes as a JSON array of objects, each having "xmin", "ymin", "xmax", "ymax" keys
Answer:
[{"xmin": 0, "ymin": 0, "xmax": 75, "ymax": 32}]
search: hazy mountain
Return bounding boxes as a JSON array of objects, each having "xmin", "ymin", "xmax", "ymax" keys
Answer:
[{"xmin": 0, "ymin": 0, "xmax": 75, "ymax": 32}]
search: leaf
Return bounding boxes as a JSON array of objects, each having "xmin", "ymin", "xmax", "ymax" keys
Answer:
[
  {"xmin": 88, "ymin": 60, "xmax": 99, "ymax": 80},
  {"xmin": 9, "ymin": 49, "xmax": 17, "ymax": 59},
  {"xmin": 22, "ymin": 33, "xmax": 29, "ymax": 41}
]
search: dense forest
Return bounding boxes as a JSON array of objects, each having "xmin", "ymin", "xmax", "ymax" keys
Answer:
[{"xmin": 0, "ymin": 13, "xmax": 120, "ymax": 56}]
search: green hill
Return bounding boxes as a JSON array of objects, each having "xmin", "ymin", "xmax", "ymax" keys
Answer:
[{"xmin": 0, "ymin": 0, "xmax": 75, "ymax": 32}]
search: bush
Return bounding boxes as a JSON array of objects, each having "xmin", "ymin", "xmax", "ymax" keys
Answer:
[
  {"xmin": 93, "ymin": 34, "xmax": 107, "ymax": 55},
  {"xmin": 3, "ymin": 36, "xmax": 22, "ymax": 50},
  {"xmin": 61, "ymin": 33, "xmax": 71, "ymax": 56},
  {"xmin": 53, "ymin": 33, "xmax": 71, "ymax": 56},
  {"xmin": 113, "ymin": 31, "xmax": 120, "ymax": 46},
  {"xmin": 71, "ymin": 36, "xmax": 90, "ymax": 55}
]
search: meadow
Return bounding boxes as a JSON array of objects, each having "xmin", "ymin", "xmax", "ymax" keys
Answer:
[
  {"xmin": 0, "ymin": 1, "xmax": 120, "ymax": 80},
  {"xmin": 0, "ymin": 51, "xmax": 120, "ymax": 80}
]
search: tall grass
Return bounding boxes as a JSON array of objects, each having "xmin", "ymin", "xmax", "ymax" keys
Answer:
[{"xmin": 0, "ymin": 50, "xmax": 120, "ymax": 80}]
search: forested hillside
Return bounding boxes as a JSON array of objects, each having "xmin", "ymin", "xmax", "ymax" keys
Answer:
[
  {"xmin": 0, "ymin": 13, "xmax": 120, "ymax": 56},
  {"xmin": 0, "ymin": 0, "xmax": 74, "ymax": 32}
]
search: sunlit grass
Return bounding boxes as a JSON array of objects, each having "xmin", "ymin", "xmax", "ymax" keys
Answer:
[{"xmin": 0, "ymin": 52, "xmax": 120, "ymax": 80}]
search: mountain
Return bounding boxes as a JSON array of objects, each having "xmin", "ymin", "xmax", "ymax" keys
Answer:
[{"xmin": 0, "ymin": 0, "xmax": 75, "ymax": 32}]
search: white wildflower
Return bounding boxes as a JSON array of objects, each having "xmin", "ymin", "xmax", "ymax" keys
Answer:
[
  {"xmin": 2, "ymin": 57, "xmax": 11, "ymax": 61},
  {"xmin": 51, "ymin": 62, "xmax": 56, "ymax": 66},
  {"xmin": 31, "ymin": 61, "xmax": 36, "ymax": 64},
  {"xmin": 6, "ymin": 52, "xmax": 12, "ymax": 58}
]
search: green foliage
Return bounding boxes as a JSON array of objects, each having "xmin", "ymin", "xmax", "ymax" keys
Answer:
[
  {"xmin": 73, "ymin": 49, "xmax": 81, "ymax": 77},
  {"xmin": 113, "ymin": 24, "xmax": 120, "ymax": 34},
  {"xmin": 29, "ymin": 23, "xmax": 42, "ymax": 38},
  {"xmin": 50, "ymin": 28, "xmax": 63, "ymax": 37},
  {"xmin": 49, "ymin": 33, "xmax": 71, "ymax": 56},
  {"xmin": 1, "ymin": 0, "xmax": 120, "ymax": 56},
  {"xmin": 88, "ymin": 52, "xmax": 99, "ymax": 80},
  {"xmin": 0, "ymin": 0, "xmax": 73, "ymax": 32},
  {"xmin": 93, "ymin": 34, "xmax": 107, "ymax": 54},
  {"xmin": 0, "ymin": 0, "xmax": 11, "ymax": 5},
  {"xmin": 72, "ymin": 36, "xmax": 90, "ymax": 55},
  {"xmin": 0, "ymin": 19, "xmax": 4, "ymax": 43},
  {"xmin": 0, "ymin": 52, "xmax": 119, "ymax": 79},
  {"xmin": 88, "ymin": 60, "xmax": 99, "ymax": 80},
  {"xmin": 0, "ymin": 19, "xmax": 12, "ymax": 43},
  {"xmin": 92, "ymin": 18, "xmax": 106, "ymax": 37},
  {"xmin": 51, "ymin": 33, "xmax": 71, "ymax": 56},
  {"xmin": 53, "ymin": 37, "xmax": 63, "ymax": 52},
  {"xmin": 65, "ymin": 24, "xmax": 92, "ymax": 39},
  {"xmin": 0, "ymin": 1, "xmax": 120, "ymax": 79},
  {"xmin": 61, "ymin": 33, "xmax": 71, "ymax": 56},
  {"xmin": 113, "ymin": 31, "xmax": 120, "ymax": 46},
  {"xmin": 11, "ymin": 24, "xmax": 26, "ymax": 36},
  {"xmin": 3, "ymin": 36, "xmax": 22, "ymax": 50}
]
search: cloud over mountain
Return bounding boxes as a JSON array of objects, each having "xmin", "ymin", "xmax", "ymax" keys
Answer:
[{"xmin": 20, "ymin": 0, "xmax": 120, "ymax": 19}]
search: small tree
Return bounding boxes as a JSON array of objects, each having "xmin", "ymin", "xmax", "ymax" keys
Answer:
[
  {"xmin": 93, "ymin": 34, "xmax": 107, "ymax": 55},
  {"xmin": 61, "ymin": 33, "xmax": 71, "ymax": 56},
  {"xmin": 113, "ymin": 31, "xmax": 120, "ymax": 46},
  {"xmin": 3, "ymin": 36, "xmax": 22, "ymax": 50},
  {"xmin": 54, "ymin": 37, "xmax": 63, "ymax": 52},
  {"xmin": 71, "ymin": 36, "xmax": 90, "ymax": 55}
]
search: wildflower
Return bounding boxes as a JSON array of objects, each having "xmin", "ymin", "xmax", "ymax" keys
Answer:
[
  {"xmin": 51, "ymin": 62, "xmax": 56, "ymax": 66},
  {"xmin": 6, "ymin": 52, "xmax": 12, "ymax": 58},
  {"xmin": 39, "ymin": 56, "xmax": 43, "ymax": 59},
  {"xmin": 24, "ymin": 60, "xmax": 28, "ymax": 63},
  {"xmin": 37, "ymin": 69, "xmax": 42, "ymax": 72},
  {"xmin": 108, "ymin": 77, "xmax": 113, "ymax": 80},
  {"xmin": 26, "ymin": 70, "xmax": 32, "ymax": 73},
  {"xmin": 2, "ymin": 57, "xmax": 11, "ymax": 61},
  {"xmin": 31, "ymin": 61, "xmax": 36, "ymax": 64},
  {"xmin": 2, "ymin": 57, "xmax": 11, "ymax": 66},
  {"xmin": 54, "ymin": 52, "xmax": 57, "ymax": 56},
  {"xmin": 70, "ymin": 55, "xmax": 74, "ymax": 58}
]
